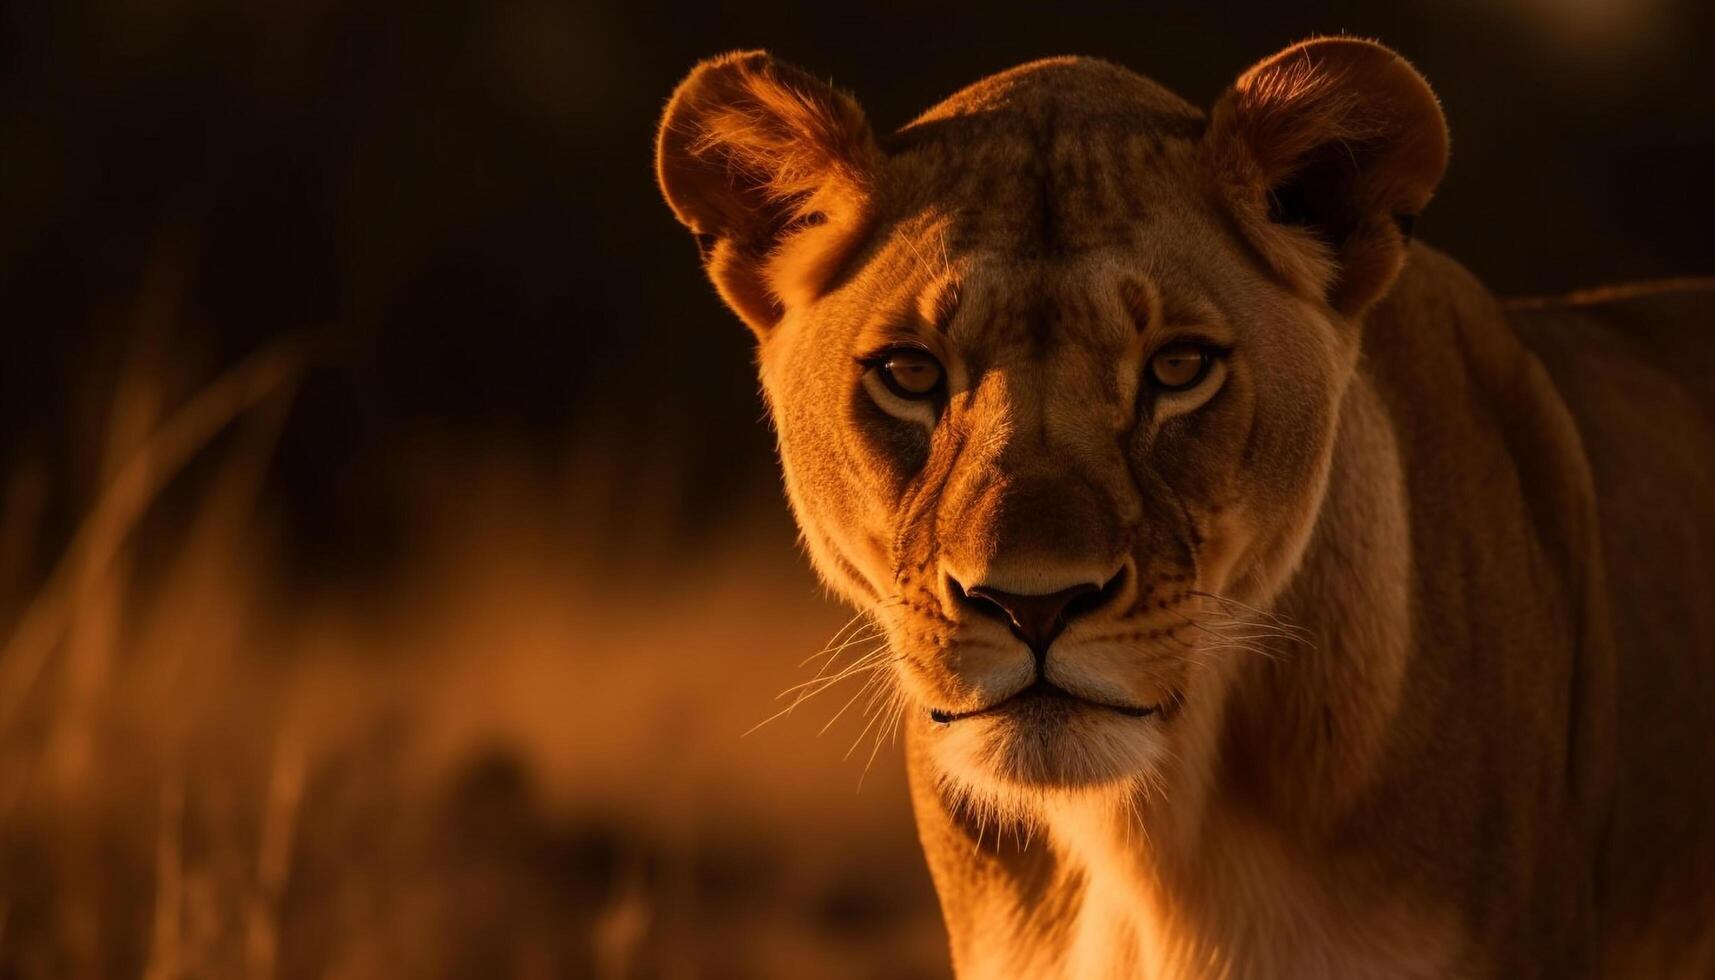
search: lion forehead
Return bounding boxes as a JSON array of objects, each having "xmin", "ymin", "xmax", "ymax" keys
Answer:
[{"xmin": 875, "ymin": 59, "xmax": 1210, "ymax": 259}]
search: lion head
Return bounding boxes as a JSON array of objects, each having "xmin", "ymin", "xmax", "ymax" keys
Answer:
[{"xmin": 655, "ymin": 40, "xmax": 1447, "ymax": 815}]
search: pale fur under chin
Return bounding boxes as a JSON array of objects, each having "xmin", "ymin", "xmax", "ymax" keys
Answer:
[{"xmin": 926, "ymin": 712, "xmax": 1175, "ymax": 837}]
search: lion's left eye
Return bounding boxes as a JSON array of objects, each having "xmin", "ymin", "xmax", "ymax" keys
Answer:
[
  {"xmin": 1147, "ymin": 343, "xmax": 1214, "ymax": 391},
  {"xmin": 878, "ymin": 349, "xmax": 945, "ymax": 399}
]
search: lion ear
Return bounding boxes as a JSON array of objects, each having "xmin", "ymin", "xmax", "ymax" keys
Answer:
[
  {"xmin": 1206, "ymin": 38, "xmax": 1449, "ymax": 317},
  {"xmin": 656, "ymin": 51, "xmax": 880, "ymax": 338}
]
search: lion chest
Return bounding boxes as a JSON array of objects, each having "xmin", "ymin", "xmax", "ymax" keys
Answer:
[{"xmin": 1003, "ymin": 808, "xmax": 1465, "ymax": 980}]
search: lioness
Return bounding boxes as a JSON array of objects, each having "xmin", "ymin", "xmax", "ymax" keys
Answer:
[{"xmin": 654, "ymin": 39, "xmax": 1715, "ymax": 977}]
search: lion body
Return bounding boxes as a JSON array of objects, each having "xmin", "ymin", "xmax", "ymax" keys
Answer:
[{"xmin": 657, "ymin": 42, "xmax": 1715, "ymax": 977}]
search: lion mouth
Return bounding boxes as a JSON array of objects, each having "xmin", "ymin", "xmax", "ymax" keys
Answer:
[{"xmin": 928, "ymin": 680, "xmax": 1161, "ymax": 724}]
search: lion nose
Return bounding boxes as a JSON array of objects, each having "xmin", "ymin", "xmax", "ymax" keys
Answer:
[{"xmin": 951, "ymin": 570, "xmax": 1123, "ymax": 661}]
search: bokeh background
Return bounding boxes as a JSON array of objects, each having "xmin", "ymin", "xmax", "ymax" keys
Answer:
[{"xmin": 2, "ymin": 1, "xmax": 1712, "ymax": 977}]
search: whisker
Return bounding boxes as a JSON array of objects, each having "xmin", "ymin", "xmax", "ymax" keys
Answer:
[
  {"xmin": 743, "ymin": 651, "xmax": 895, "ymax": 737},
  {"xmin": 1201, "ymin": 642, "xmax": 1278, "ymax": 662},
  {"xmin": 876, "ymin": 692, "xmax": 908, "ymax": 758},
  {"xmin": 797, "ymin": 595, "xmax": 903, "ymax": 669},
  {"xmin": 1195, "ymin": 622, "xmax": 1313, "ymax": 648},
  {"xmin": 769, "ymin": 658, "xmax": 889, "ymax": 721},
  {"xmin": 776, "ymin": 643, "xmax": 892, "ymax": 698},
  {"xmin": 747, "ymin": 595, "xmax": 911, "ymax": 740},
  {"xmin": 1188, "ymin": 590, "xmax": 1314, "ymax": 639},
  {"xmin": 797, "ymin": 623, "xmax": 883, "ymax": 669},
  {"xmin": 817, "ymin": 663, "xmax": 900, "ymax": 736},
  {"xmin": 856, "ymin": 700, "xmax": 898, "ymax": 783},
  {"xmin": 845, "ymin": 681, "xmax": 898, "ymax": 762}
]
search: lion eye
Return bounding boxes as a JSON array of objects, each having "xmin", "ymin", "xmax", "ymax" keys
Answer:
[
  {"xmin": 879, "ymin": 349, "xmax": 945, "ymax": 399},
  {"xmin": 1147, "ymin": 344, "xmax": 1212, "ymax": 391}
]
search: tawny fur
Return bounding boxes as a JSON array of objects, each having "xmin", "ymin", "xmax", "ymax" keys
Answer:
[{"xmin": 656, "ymin": 38, "xmax": 1715, "ymax": 979}]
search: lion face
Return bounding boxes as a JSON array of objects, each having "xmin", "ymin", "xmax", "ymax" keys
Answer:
[
  {"xmin": 658, "ymin": 44, "xmax": 1446, "ymax": 804},
  {"xmin": 762, "ymin": 201, "xmax": 1353, "ymax": 798}
]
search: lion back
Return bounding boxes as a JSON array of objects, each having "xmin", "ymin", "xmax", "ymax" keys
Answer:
[{"xmin": 1510, "ymin": 281, "xmax": 1715, "ymax": 975}]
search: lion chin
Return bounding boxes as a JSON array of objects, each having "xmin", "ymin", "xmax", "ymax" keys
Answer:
[{"xmin": 928, "ymin": 684, "xmax": 1175, "ymax": 794}]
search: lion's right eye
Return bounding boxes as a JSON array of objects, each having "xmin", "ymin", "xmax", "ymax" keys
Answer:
[
  {"xmin": 1147, "ymin": 343, "xmax": 1213, "ymax": 391},
  {"xmin": 878, "ymin": 349, "xmax": 945, "ymax": 400}
]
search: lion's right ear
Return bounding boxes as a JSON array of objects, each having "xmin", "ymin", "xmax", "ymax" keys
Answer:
[
  {"xmin": 656, "ymin": 51, "xmax": 880, "ymax": 338},
  {"xmin": 1205, "ymin": 39, "xmax": 1449, "ymax": 318}
]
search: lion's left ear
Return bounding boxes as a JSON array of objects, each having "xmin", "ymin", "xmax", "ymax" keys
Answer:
[
  {"xmin": 1206, "ymin": 38, "xmax": 1449, "ymax": 317},
  {"xmin": 656, "ymin": 51, "xmax": 881, "ymax": 338}
]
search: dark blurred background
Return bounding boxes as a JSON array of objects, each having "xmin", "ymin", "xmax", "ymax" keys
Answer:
[
  {"xmin": 5, "ymin": 0, "xmax": 1714, "ymax": 585},
  {"xmin": 1, "ymin": 1, "xmax": 1711, "ymax": 977}
]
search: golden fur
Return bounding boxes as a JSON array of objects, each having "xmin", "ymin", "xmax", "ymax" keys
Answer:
[{"xmin": 655, "ymin": 39, "xmax": 1715, "ymax": 977}]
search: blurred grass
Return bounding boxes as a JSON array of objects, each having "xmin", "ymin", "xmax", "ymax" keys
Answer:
[{"xmin": 0, "ymin": 291, "xmax": 945, "ymax": 978}]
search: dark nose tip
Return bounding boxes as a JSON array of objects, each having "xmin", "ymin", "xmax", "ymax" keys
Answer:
[{"xmin": 952, "ymin": 569, "xmax": 1124, "ymax": 660}]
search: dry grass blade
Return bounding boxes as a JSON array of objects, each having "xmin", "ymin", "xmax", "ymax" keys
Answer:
[
  {"xmin": 141, "ymin": 772, "xmax": 185, "ymax": 980},
  {"xmin": 0, "ymin": 341, "xmax": 305, "ymax": 733},
  {"xmin": 244, "ymin": 732, "xmax": 306, "ymax": 980}
]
